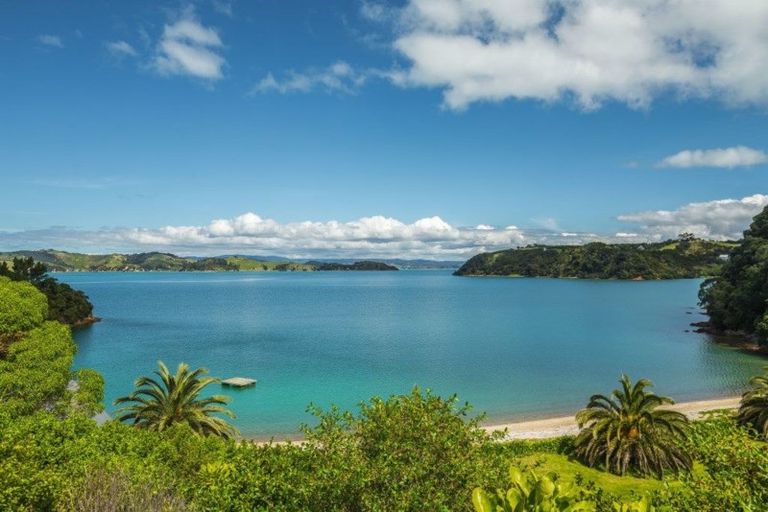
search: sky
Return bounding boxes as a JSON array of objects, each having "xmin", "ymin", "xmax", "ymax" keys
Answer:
[{"xmin": 0, "ymin": 0, "xmax": 766, "ymax": 259}]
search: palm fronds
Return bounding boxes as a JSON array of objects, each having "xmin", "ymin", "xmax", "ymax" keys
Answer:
[
  {"xmin": 573, "ymin": 375, "xmax": 691, "ymax": 478},
  {"xmin": 114, "ymin": 361, "xmax": 238, "ymax": 439}
]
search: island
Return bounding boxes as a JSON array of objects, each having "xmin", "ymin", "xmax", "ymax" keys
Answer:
[
  {"xmin": 454, "ymin": 236, "xmax": 737, "ymax": 279},
  {"xmin": 305, "ymin": 261, "xmax": 399, "ymax": 271}
]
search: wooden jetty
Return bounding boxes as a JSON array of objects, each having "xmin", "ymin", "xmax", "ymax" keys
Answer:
[{"xmin": 221, "ymin": 377, "xmax": 257, "ymax": 388}]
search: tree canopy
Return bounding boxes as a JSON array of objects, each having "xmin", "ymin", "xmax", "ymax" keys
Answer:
[
  {"xmin": 0, "ymin": 257, "xmax": 94, "ymax": 326},
  {"xmin": 455, "ymin": 238, "xmax": 735, "ymax": 279},
  {"xmin": 699, "ymin": 205, "xmax": 768, "ymax": 342}
]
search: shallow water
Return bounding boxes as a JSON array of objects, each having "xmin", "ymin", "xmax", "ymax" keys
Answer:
[{"xmin": 62, "ymin": 271, "xmax": 763, "ymax": 437}]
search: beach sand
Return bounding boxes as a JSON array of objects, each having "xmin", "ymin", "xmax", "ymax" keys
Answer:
[
  {"xmin": 253, "ymin": 396, "xmax": 741, "ymax": 445},
  {"xmin": 482, "ymin": 396, "xmax": 740, "ymax": 440}
]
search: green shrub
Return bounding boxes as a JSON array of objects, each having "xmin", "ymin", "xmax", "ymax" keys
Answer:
[
  {"xmin": 69, "ymin": 368, "xmax": 105, "ymax": 416},
  {"xmin": 0, "ymin": 321, "xmax": 76, "ymax": 416},
  {"xmin": 652, "ymin": 412, "xmax": 768, "ymax": 511},
  {"xmin": 0, "ymin": 276, "xmax": 48, "ymax": 337},
  {"xmin": 472, "ymin": 466, "xmax": 595, "ymax": 512}
]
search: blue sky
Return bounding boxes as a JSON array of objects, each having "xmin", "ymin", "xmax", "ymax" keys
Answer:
[{"xmin": 0, "ymin": 0, "xmax": 766, "ymax": 258}]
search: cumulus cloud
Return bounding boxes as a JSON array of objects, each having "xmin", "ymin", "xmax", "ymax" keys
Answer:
[
  {"xmin": 658, "ymin": 146, "xmax": 768, "ymax": 168},
  {"xmin": 105, "ymin": 40, "xmax": 137, "ymax": 58},
  {"xmin": 38, "ymin": 34, "xmax": 63, "ymax": 48},
  {"xmin": 3, "ymin": 196, "xmax": 765, "ymax": 257},
  {"xmin": 618, "ymin": 194, "xmax": 768, "ymax": 240},
  {"xmin": 253, "ymin": 61, "xmax": 369, "ymax": 95},
  {"xmin": 380, "ymin": 0, "xmax": 768, "ymax": 110},
  {"xmin": 152, "ymin": 12, "xmax": 225, "ymax": 80}
]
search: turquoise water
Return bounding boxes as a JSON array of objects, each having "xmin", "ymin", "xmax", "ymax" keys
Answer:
[{"xmin": 61, "ymin": 271, "xmax": 764, "ymax": 438}]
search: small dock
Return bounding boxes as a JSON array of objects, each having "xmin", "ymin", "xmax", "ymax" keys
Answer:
[{"xmin": 221, "ymin": 377, "xmax": 257, "ymax": 388}]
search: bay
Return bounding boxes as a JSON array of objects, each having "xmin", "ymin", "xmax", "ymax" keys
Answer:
[{"xmin": 61, "ymin": 271, "xmax": 764, "ymax": 438}]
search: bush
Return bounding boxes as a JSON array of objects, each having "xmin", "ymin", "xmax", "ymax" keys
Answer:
[
  {"xmin": 70, "ymin": 368, "xmax": 105, "ymax": 416},
  {"xmin": 0, "ymin": 276, "xmax": 48, "ymax": 337},
  {"xmin": 0, "ymin": 321, "xmax": 76, "ymax": 416},
  {"xmin": 653, "ymin": 412, "xmax": 768, "ymax": 511}
]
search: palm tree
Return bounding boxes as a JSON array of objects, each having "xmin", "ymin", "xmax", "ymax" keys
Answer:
[
  {"xmin": 573, "ymin": 374, "xmax": 692, "ymax": 478},
  {"xmin": 114, "ymin": 361, "xmax": 238, "ymax": 439},
  {"xmin": 738, "ymin": 366, "xmax": 768, "ymax": 437}
]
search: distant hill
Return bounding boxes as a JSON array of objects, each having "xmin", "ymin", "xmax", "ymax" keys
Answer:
[
  {"xmin": 0, "ymin": 250, "xmax": 401, "ymax": 273},
  {"xmin": 305, "ymin": 261, "xmax": 399, "ymax": 271},
  {"xmin": 305, "ymin": 258, "xmax": 462, "ymax": 270},
  {"xmin": 0, "ymin": 250, "xmax": 237, "ymax": 272},
  {"xmin": 454, "ymin": 238, "xmax": 738, "ymax": 279},
  {"xmin": 225, "ymin": 257, "xmax": 315, "ymax": 272}
]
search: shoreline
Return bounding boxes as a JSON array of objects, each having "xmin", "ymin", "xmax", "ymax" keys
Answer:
[
  {"xmin": 250, "ymin": 395, "xmax": 741, "ymax": 444},
  {"xmin": 482, "ymin": 396, "xmax": 741, "ymax": 440}
]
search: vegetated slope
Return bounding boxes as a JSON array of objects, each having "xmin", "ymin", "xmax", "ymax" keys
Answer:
[
  {"xmin": 0, "ymin": 250, "xmax": 401, "ymax": 273},
  {"xmin": 305, "ymin": 260, "xmax": 399, "ymax": 271},
  {"xmin": 225, "ymin": 257, "xmax": 315, "ymax": 272},
  {"xmin": 454, "ymin": 238, "xmax": 737, "ymax": 279},
  {"xmin": 699, "ymin": 205, "xmax": 768, "ymax": 342},
  {"xmin": 0, "ymin": 250, "xmax": 237, "ymax": 272}
]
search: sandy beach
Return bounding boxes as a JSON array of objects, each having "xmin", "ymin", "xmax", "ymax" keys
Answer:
[
  {"xmin": 253, "ymin": 396, "xmax": 741, "ymax": 445},
  {"xmin": 482, "ymin": 396, "xmax": 741, "ymax": 440}
]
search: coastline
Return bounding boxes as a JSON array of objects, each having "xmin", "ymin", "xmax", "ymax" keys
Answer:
[
  {"xmin": 482, "ymin": 396, "xmax": 740, "ymax": 440},
  {"xmin": 251, "ymin": 395, "xmax": 741, "ymax": 444}
]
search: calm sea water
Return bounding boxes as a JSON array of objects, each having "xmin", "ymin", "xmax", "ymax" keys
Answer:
[{"xmin": 60, "ymin": 271, "xmax": 764, "ymax": 438}]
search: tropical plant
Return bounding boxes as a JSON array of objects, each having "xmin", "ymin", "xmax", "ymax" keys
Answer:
[
  {"xmin": 114, "ymin": 361, "xmax": 238, "ymax": 438},
  {"xmin": 738, "ymin": 366, "xmax": 768, "ymax": 437},
  {"xmin": 573, "ymin": 375, "xmax": 692, "ymax": 478},
  {"xmin": 613, "ymin": 495, "xmax": 655, "ymax": 512},
  {"xmin": 471, "ymin": 466, "xmax": 594, "ymax": 512}
]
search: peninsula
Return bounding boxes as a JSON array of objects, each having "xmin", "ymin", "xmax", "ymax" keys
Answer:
[{"xmin": 454, "ymin": 237, "xmax": 736, "ymax": 279}]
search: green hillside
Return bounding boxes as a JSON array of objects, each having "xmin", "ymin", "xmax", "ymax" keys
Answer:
[
  {"xmin": 305, "ymin": 260, "xmax": 399, "ymax": 271},
  {"xmin": 0, "ymin": 250, "xmax": 237, "ymax": 272},
  {"xmin": 0, "ymin": 250, "xmax": 402, "ymax": 273},
  {"xmin": 225, "ymin": 257, "xmax": 315, "ymax": 272},
  {"xmin": 455, "ymin": 238, "xmax": 738, "ymax": 279}
]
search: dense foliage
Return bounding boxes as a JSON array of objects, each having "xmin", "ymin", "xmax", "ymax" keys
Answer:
[
  {"xmin": 737, "ymin": 366, "xmax": 768, "ymax": 437},
  {"xmin": 115, "ymin": 361, "xmax": 238, "ymax": 438},
  {"xmin": 0, "ymin": 276, "xmax": 48, "ymax": 339},
  {"xmin": 573, "ymin": 375, "xmax": 692, "ymax": 478},
  {"xmin": 699, "ymin": 205, "xmax": 768, "ymax": 342},
  {"xmin": 472, "ymin": 466, "xmax": 595, "ymax": 511},
  {"xmin": 0, "ymin": 257, "xmax": 94, "ymax": 325},
  {"xmin": 455, "ymin": 237, "xmax": 735, "ymax": 279},
  {"xmin": 653, "ymin": 412, "xmax": 768, "ymax": 511}
]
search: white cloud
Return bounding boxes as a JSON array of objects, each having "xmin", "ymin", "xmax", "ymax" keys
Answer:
[
  {"xmin": 658, "ymin": 146, "xmax": 768, "ymax": 168},
  {"xmin": 618, "ymin": 194, "xmax": 768, "ymax": 240},
  {"xmin": 152, "ymin": 12, "xmax": 225, "ymax": 80},
  {"xmin": 382, "ymin": 0, "xmax": 768, "ymax": 110},
  {"xmin": 3, "ymin": 195, "xmax": 766, "ymax": 257},
  {"xmin": 105, "ymin": 40, "xmax": 137, "ymax": 57},
  {"xmin": 38, "ymin": 34, "xmax": 63, "ymax": 48},
  {"xmin": 253, "ymin": 61, "xmax": 369, "ymax": 95}
]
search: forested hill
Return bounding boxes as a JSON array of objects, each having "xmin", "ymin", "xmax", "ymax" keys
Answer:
[
  {"xmin": 0, "ymin": 250, "xmax": 402, "ymax": 272},
  {"xmin": 454, "ymin": 238, "xmax": 738, "ymax": 279},
  {"xmin": 306, "ymin": 261, "xmax": 399, "ymax": 271},
  {"xmin": 0, "ymin": 250, "xmax": 238, "ymax": 272}
]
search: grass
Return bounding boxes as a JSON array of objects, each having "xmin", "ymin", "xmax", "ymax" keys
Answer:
[{"xmin": 514, "ymin": 453, "xmax": 705, "ymax": 498}]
